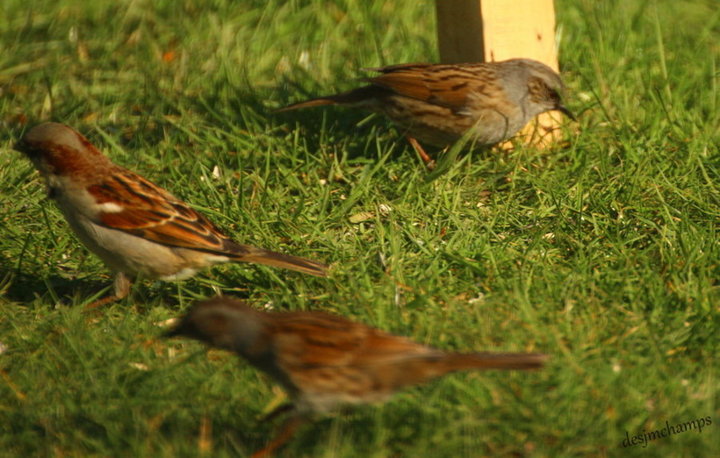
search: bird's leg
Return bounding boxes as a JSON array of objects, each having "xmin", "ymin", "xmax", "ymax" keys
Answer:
[
  {"xmin": 406, "ymin": 136, "xmax": 436, "ymax": 170},
  {"xmin": 85, "ymin": 295, "xmax": 119, "ymax": 310},
  {"xmin": 85, "ymin": 272, "xmax": 131, "ymax": 310},
  {"xmin": 258, "ymin": 403, "xmax": 295, "ymax": 424},
  {"xmin": 252, "ymin": 415, "xmax": 306, "ymax": 458}
]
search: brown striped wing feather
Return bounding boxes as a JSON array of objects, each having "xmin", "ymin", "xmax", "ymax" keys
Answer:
[
  {"xmin": 271, "ymin": 312, "xmax": 435, "ymax": 372},
  {"xmin": 88, "ymin": 168, "xmax": 233, "ymax": 253},
  {"xmin": 367, "ymin": 63, "xmax": 499, "ymax": 114},
  {"xmin": 269, "ymin": 312, "xmax": 437, "ymax": 399}
]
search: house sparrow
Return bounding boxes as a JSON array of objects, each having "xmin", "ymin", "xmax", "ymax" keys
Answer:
[
  {"xmin": 166, "ymin": 296, "xmax": 548, "ymax": 457},
  {"xmin": 278, "ymin": 58, "xmax": 574, "ymax": 167},
  {"xmin": 14, "ymin": 123, "xmax": 328, "ymax": 307}
]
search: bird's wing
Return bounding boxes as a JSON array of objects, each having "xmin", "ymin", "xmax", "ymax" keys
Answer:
[
  {"xmin": 272, "ymin": 312, "xmax": 434, "ymax": 369},
  {"xmin": 367, "ymin": 63, "xmax": 498, "ymax": 114},
  {"xmin": 86, "ymin": 168, "xmax": 233, "ymax": 252}
]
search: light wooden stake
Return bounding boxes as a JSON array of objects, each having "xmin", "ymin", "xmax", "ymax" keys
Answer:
[{"xmin": 435, "ymin": 0, "xmax": 565, "ymax": 147}]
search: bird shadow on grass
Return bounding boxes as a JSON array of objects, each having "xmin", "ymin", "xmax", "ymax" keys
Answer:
[
  {"xmin": 0, "ymin": 264, "xmax": 178, "ymax": 311},
  {"xmin": 1, "ymin": 253, "xmax": 320, "ymax": 314},
  {"xmin": 0, "ymin": 264, "xmax": 95, "ymax": 307},
  {"xmin": 190, "ymin": 79, "xmax": 416, "ymax": 165}
]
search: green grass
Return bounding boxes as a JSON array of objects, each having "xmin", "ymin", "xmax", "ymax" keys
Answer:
[{"xmin": 1, "ymin": 0, "xmax": 718, "ymax": 456}]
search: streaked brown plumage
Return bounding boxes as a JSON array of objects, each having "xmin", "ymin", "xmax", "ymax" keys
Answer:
[
  {"xmin": 279, "ymin": 58, "xmax": 574, "ymax": 166},
  {"xmin": 166, "ymin": 297, "xmax": 548, "ymax": 457},
  {"xmin": 14, "ymin": 123, "xmax": 327, "ymax": 307}
]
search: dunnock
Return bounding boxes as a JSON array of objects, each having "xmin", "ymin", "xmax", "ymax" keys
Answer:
[
  {"xmin": 14, "ymin": 123, "xmax": 328, "ymax": 307},
  {"xmin": 279, "ymin": 58, "xmax": 574, "ymax": 167},
  {"xmin": 166, "ymin": 297, "xmax": 548, "ymax": 456}
]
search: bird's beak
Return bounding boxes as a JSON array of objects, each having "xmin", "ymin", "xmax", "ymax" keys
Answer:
[
  {"xmin": 161, "ymin": 319, "xmax": 201, "ymax": 340},
  {"xmin": 556, "ymin": 104, "xmax": 577, "ymax": 122},
  {"xmin": 162, "ymin": 325, "xmax": 183, "ymax": 339}
]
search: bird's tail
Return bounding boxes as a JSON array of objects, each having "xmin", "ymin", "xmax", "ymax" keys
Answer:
[
  {"xmin": 226, "ymin": 242, "xmax": 328, "ymax": 277},
  {"xmin": 440, "ymin": 352, "xmax": 548, "ymax": 373},
  {"xmin": 385, "ymin": 351, "xmax": 548, "ymax": 389},
  {"xmin": 275, "ymin": 86, "xmax": 382, "ymax": 112},
  {"xmin": 275, "ymin": 97, "xmax": 341, "ymax": 112}
]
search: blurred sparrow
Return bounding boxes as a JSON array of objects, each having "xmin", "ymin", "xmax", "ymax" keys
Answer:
[
  {"xmin": 279, "ymin": 58, "xmax": 574, "ymax": 167},
  {"xmin": 14, "ymin": 123, "xmax": 327, "ymax": 307},
  {"xmin": 166, "ymin": 296, "xmax": 548, "ymax": 457}
]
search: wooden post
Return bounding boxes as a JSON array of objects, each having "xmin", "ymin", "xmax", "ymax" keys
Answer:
[
  {"xmin": 436, "ymin": 1, "xmax": 485, "ymax": 64},
  {"xmin": 435, "ymin": 0, "xmax": 564, "ymax": 147}
]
